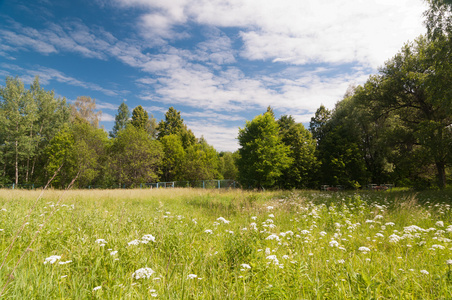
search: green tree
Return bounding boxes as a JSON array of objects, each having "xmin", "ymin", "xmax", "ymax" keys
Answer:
[
  {"xmin": 183, "ymin": 138, "xmax": 220, "ymax": 181},
  {"xmin": 109, "ymin": 125, "xmax": 163, "ymax": 187},
  {"xmin": 219, "ymin": 151, "xmax": 239, "ymax": 180},
  {"xmin": 44, "ymin": 118, "xmax": 109, "ymax": 188},
  {"xmin": 315, "ymin": 98, "xmax": 369, "ymax": 188},
  {"xmin": 277, "ymin": 115, "xmax": 318, "ymax": 189},
  {"xmin": 0, "ymin": 77, "xmax": 37, "ymax": 185},
  {"xmin": 110, "ymin": 102, "xmax": 130, "ymax": 138},
  {"xmin": 160, "ymin": 134, "xmax": 186, "ymax": 182},
  {"xmin": 131, "ymin": 105, "xmax": 150, "ymax": 131},
  {"xmin": 368, "ymin": 37, "xmax": 452, "ymax": 188},
  {"xmin": 309, "ymin": 105, "xmax": 331, "ymax": 144},
  {"xmin": 237, "ymin": 112, "xmax": 292, "ymax": 189},
  {"xmin": 157, "ymin": 107, "xmax": 196, "ymax": 148},
  {"xmin": 28, "ymin": 77, "xmax": 70, "ymax": 183}
]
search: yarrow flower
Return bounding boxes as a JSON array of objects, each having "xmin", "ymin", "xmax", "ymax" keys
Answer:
[
  {"xmin": 204, "ymin": 229, "xmax": 213, "ymax": 234},
  {"xmin": 44, "ymin": 255, "xmax": 61, "ymax": 264},
  {"xmin": 266, "ymin": 234, "xmax": 280, "ymax": 241},
  {"xmin": 142, "ymin": 234, "xmax": 156, "ymax": 242},
  {"xmin": 329, "ymin": 240, "xmax": 339, "ymax": 247},
  {"xmin": 93, "ymin": 286, "xmax": 102, "ymax": 291},
  {"xmin": 132, "ymin": 267, "xmax": 155, "ymax": 279},
  {"xmin": 446, "ymin": 259, "xmax": 452, "ymax": 265},
  {"xmin": 358, "ymin": 247, "xmax": 371, "ymax": 253},
  {"xmin": 241, "ymin": 263, "xmax": 251, "ymax": 269},
  {"xmin": 436, "ymin": 221, "xmax": 444, "ymax": 227},
  {"xmin": 128, "ymin": 239, "xmax": 141, "ymax": 246},
  {"xmin": 420, "ymin": 270, "xmax": 429, "ymax": 275},
  {"xmin": 95, "ymin": 239, "xmax": 107, "ymax": 244},
  {"xmin": 217, "ymin": 217, "xmax": 230, "ymax": 224},
  {"xmin": 187, "ymin": 274, "xmax": 198, "ymax": 279}
]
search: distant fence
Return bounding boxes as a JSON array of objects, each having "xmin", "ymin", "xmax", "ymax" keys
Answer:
[{"xmin": 1, "ymin": 180, "xmax": 239, "ymax": 190}]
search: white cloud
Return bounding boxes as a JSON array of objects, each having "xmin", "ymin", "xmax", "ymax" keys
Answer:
[
  {"xmin": 1, "ymin": 63, "xmax": 119, "ymax": 96},
  {"xmin": 186, "ymin": 120, "xmax": 239, "ymax": 152},
  {"xmin": 101, "ymin": 112, "xmax": 115, "ymax": 122}
]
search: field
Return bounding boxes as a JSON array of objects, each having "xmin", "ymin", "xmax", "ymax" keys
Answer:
[{"xmin": 1, "ymin": 188, "xmax": 452, "ymax": 299}]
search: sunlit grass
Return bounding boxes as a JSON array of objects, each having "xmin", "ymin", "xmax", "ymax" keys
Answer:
[{"xmin": 1, "ymin": 188, "xmax": 452, "ymax": 298}]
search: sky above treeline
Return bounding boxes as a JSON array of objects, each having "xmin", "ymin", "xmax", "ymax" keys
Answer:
[{"xmin": 0, "ymin": 0, "xmax": 427, "ymax": 151}]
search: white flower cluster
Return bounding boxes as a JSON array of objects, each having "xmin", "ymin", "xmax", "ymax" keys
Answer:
[
  {"xmin": 44, "ymin": 255, "xmax": 61, "ymax": 264},
  {"xmin": 128, "ymin": 234, "xmax": 156, "ymax": 246},
  {"xmin": 132, "ymin": 267, "xmax": 155, "ymax": 279}
]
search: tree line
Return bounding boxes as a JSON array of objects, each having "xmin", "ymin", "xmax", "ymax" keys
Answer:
[
  {"xmin": 237, "ymin": 0, "xmax": 452, "ymax": 190},
  {"xmin": 0, "ymin": 79, "xmax": 238, "ymax": 188}
]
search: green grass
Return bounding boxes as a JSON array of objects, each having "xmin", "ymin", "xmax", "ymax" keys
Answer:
[{"xmin": 1, "ymin": 188, "xmax": 452, "ymax": 299}]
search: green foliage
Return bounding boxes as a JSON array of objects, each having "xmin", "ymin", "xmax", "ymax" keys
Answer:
[
  {"xmin": 160, "ymin": 134, "xmax": 186, "ymax": 182},
  {"xmin": 183, "ymin": 139, "xmax": 220, "ymax": 181},
  {"xmin": 219, "ymin": 152, "xmax": 239, "ymax": 180},
  {"xmin": 109, "ymin": 125, "xmax": 163, "ymax": 187},
  {"xmin": 277, "ymin": 115, "xmax": 318, "ymax": 189},
  {"xmin": 110, "ymin": 102, "xmax": 130, "ymax": 138},
  {"xmin": 157, "ymin": 107, "xmax": 196, "ymax": 148},
  {"xmin": 237, "ymin": 112, "xmax": 292, "ymax": 189},
  {"xmin": 44, "ymin": 119, "xmax": 109, "ymax": 187}
]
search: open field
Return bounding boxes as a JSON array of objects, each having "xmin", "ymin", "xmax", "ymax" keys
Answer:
[{"xmin": 1, "ymin": 188, "xmax": 452, "ymax": 299}]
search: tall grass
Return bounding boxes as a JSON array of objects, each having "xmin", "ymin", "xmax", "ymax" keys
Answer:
[{"xmin": 1, "ymin": 188, "xmax": 452, "ymax": 298}]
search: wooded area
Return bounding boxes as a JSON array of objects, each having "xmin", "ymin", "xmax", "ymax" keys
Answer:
[{"xmin": 0, "ymin": 0, "xmax": 450, "ymax": 190}]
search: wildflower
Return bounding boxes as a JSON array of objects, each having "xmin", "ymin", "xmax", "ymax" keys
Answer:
[
  {"xmin": 93, "ymin": 286, "xmax": 102, "ymax": 291},
  {"xmin": 187, "ymin": 274, "xmax": 197, "ymax": 279},
  {"xmin": 268, "ymin": 214, "xmax": 274, "ymax": 218},
  {"xmin": 217, "ymin": 217, "xmax": 230, "ymax": 224},
  {"xmin": 319, "ymin": 231, "xmax": 327, "ymax": 236},
  {"xmin": 358, "ymin": 247, "xmax": 370, "ymax": 253},
  {"xmin": 59, "ymin": 260, "xmax": 72, "ymax": 265},
  {"xmin": 241, "ymin": 263, "xmax": 251, "ymax": 269},
  {"xmin": 282, "ymin": 255, "xmax": 289, "ymax": 259},
  {"xmin": 266, "ymin": 234, "xmax": 280, "ymax": 241},
  {"xmin": 142, "ymin": 234, "xmax": 156, "ymax": 242},
  {"xmin": 337, "ymin": 259, "xmax": 345, "ymax": 264},
  {"xmin": 128, "ymin": 239, "xmax": 141, "ymax": 246},
  {"xmin": 389, "ymin": 234, "xmax": 401, "ymax": 243},
  {"xmin": 329, "ymin": 240, "xmax": 339, "ymax": 247},
  {"xmin": 110, "ymin": 251, "xmax": 118, "ymax": 256},
  {"xmin": 251, "ymin": 216, "xmax": 257, "ymax": 220},
  {"xmin": 95, "ymin": 239, "xmax": 107, "ymax": 244},
  {"xmin": 132, "ymin": 267, "xmax": 155, "ymax": 279},
  {"xmin": 267, "ymin": 206, "xmax": 274, "ymax": 210},
  {"xmin": 446, "ymin": 260, "xmax": 452, "ymax": 265},
  {"xmin": 385, "ymin": 222, "xmax": 395, "ymax": 226},
  {"xmin": 436, "ymin": 221, "xmax": 444, "ymax": 227},
  {"xmin": 44, "ymin": 255, "xmax": 61, "ymax": 264},
  {"xmin": 266, "ymin": 255, "xmax": 279, "ymax": 264},
  {"xmin": 375, "ymin": 233, "xmax": 384, "ymax": 238},
  {"xmin": 265, "ymin": 248, "xmax": 271, "ymax": 255},
  {"xmin": 204, "ymin": 229, "xmax": 213, "ymax": 234},
  {"xmin": 420, "ymin": 270, "xmax": 429, "ymax": 275}
]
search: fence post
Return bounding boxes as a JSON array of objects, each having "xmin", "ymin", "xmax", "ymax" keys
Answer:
[
  {"xmin": 218, "ymin": 180, "xmax": 220, "ymax": 189},
  {"xmin": 12, "ymin": 183, "xmax": 15, "ymax": 190},
  {"xmin": 203, "ymin": 181, "xmax": 205, "ymax": 189}
]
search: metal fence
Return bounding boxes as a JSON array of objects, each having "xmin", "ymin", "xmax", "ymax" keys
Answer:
[{"xmin": 1, "ymin": 180, "xmax": 239, "ymax": 190}]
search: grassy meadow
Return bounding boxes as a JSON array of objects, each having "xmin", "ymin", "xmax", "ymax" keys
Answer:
[{"xmin": 1, "ymin": 188, "xmax": 452, "ymax": 299}]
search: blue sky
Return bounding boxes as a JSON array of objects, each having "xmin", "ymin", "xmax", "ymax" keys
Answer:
[{"xmin": 0, "ymin": 0, "xmax": 427, "ymax": 151}]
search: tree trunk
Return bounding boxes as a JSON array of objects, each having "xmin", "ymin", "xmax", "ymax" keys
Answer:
[
  {"xmin": 436, "ymin": 161, "xmax": 446, "ymax": 189},
  {"xmin": 15, "ymin": 140, "xmax": 18, "ymax": 186}
]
